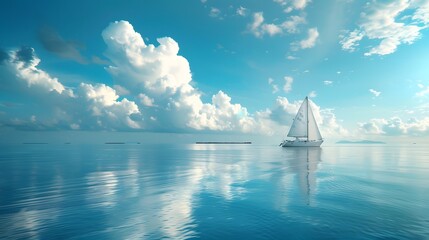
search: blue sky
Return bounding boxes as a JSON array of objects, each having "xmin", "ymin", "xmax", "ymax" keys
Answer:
[{"xmin": 1, "ymin": 0, "xmax": 429, "ymax": 144}]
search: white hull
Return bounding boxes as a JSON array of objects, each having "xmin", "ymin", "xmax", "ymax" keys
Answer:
[{"xmin": 280, "ymin": 139, "xmax": 323, "ymax": 147}]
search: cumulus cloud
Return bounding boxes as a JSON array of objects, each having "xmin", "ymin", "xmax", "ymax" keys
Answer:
[
  {"xmin": 249, "ymin": 12, "xmax": 273, "ymax": 37},
  {"xmin": 268, "ymin": 78, "xmax": 279, "ymax": 93},
  {"xmin": 138, "ymin": 93, "xmax": 155, "ymax": 107},
  {"xmin": 262, "ymin": 23, "xmax": 283, "ymax": 36},
  {"xmin": 269, "ymin": 97, "xmax": 301, "ymax": 125},
  {"xmin": 283, "ymin": 76, "xmax": 293, "ymax": 93},
  {"xmin": 248, "ymin": 12, "xmax": 306, "ymax": 37},
  {"xmin": 281, "ymin": 15, "xmax": 306, "ymax": 33},
  {"xmin": 187, "ymin": 91, "xmax": 257, "ymax": 132},
  {"xmin": 411, "ymin": 0, "xmax": 429, "ymax": 23},
  {"xmin": 0, "ymin": 20, "xmax": 348, "ymax": 138},
  {"xmin": 359, "ymin": 116, "xmax": 429, "ymax": 136},
  {"xmin": 0, "ymin": 46, "xmax": 141, "ymax": 131},
  {"xmin": 274, "ymin": 0, "xmax": 311, "ymax": 13},
  {"xmin": 318, "ymin": 107, "xmax": 349, "ymax": 137},
  {"xmin": 324, "ymin": 80, "xmax": 333, "ymax": 85},
  {"xmin": 269, "ymin": 97, "xmax": 348, "ymax": 138},
  {"xmin": 5, "ymin": 46, "xmax": 66, "ymax": 94},
  {"xmin": 369, "ymin": 88, "xmax": 381, "ymax": 97},
  {"xmin": 308, "ymin": 90, "xmax": 317, "ymax": 98},
  {"xmin": 4, "ymin": 21, "xmax": 256, "ymax": 133},
  {"xmin": 416, "ymin": 84, "xmax": 429, "ymax": 97},
  {"xmin": 209, "ymin": 7, "xmax": 221, "ymax": 18},
  {"xmin": 339, "ymin": 29, "xmax": 364, "ymax": 52},
  {"xmin": 292, "ymin": 28, "xmax": 319, "ymax": 50},
  {"xmin": 340, "ymin": 0, "xmax": 428, "ymax": 56},
  {"xmin": 236, "ymin": 6, "xmax": 248, "ymax": 16},
  {"xmin": 101, "ymin": 20, "xmax": 263, "ymax": 132},
  {"xmin": 77, "ymin": 83, "xmax": 141, "ymax": 129}
]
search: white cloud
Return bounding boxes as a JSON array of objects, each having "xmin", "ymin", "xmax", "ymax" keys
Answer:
[
  {"xmin": 0, "ymin": 20, "xmax": 348, "ymax": 138},
  {"xmin": 268, "ymin": 78, "xmax": 279, "ymax": 93},
  {"xmin": 0, "ymin": 46, "xmax": 141, "ymax": 130},
  {"xmin": 340, "ymin": 0, "xmax": 428, "ymax": 56},
  {"xmin": 249, "ymin": 12, "xmax": 265, "ymax": 37},
  {"xmin": 102, "ymin": 21, "xmax": 192, "ymax": 95},
  {"xmin": 272, "ymin": 85, "xmax": 279, "ymax": 93},
  {"xmin": 369, "ymin": 88, "xmax": 381, "ymax": 97},
  {"xmin": 281, "ymin": 15, "xmax": 306, "ymax": 33},
  {"xmin": 411, "ymin": 0, "xmax": 429, "ymax": 23},
  {"xmin": 261, "ymin": 23, "xmax": 283, "ymax": 36},
  {"xmin": 270, "ymin": 97, "xmax": 348, "ymax": 138},
  {"xmin": 236, "ymin": 6, "xmax": 248, "ymax": 16},
  {"xmin": 286, "ymin": 55, "xmax": 298, "ymax": 60},
  {"xmin": 324, "ymin": 80, "xmax": 333, "ymax": 85},
  {"xmin": 113, "ymin": 84, "xmax": 130, "ymax": 95},
  {"xmin": 299, "ymin": 28, "xmax": 319, "ymax": 49},
  {"xmin": 291, "ymin": 0, "xmax": 310, "ymax": 10},
  {"xmin": 248, "ymin": 13, "xmax": 306, "ymax": 38},
  {"xmin": 138, "ymin": 93, "xmax": 155, "ymax": 107},
  {"xmin": 7, "ymin": 47, "xmax": 67, "ymax": 94},
  {"xmin": 77, "ymin": 83, "xmax": 141, "ymax": 129},
  {"xmin": 292, "ymin": 28, "xmax": 319, "ymax": 50},
  {"xmin": 274, "ymin": 0, "xmax": 311, "ymax": 12},
  {"xmin": 318, "ymin": 108, "xmax": 349, "ymax": 137},
  {"xmin": 187, "ymin": 90, "xmax": 257, "ymax": 132},
  {"xmin": 101, "ymin": 21, "xmax": 266, "ymax": 133},
  {"xmin": 283, "ymin": 76, "xmax": 293, "ymax": 93},
  {"xmin": 339, "ymin": 29, "xmax": 364, "ymax": 52},
  {"xmin": 416, "ymin": 84, "xmax": 429, "ymax": 97},
  {"xmin": 209, "ymin": 7, "xmax": 221, "ymax": 18},
  {"xmin": 249, "ymin": 12, "xmax": 282, "ymax": 37},
  {"xmin": 269, "ymin": 97, "xmax": 301, "ymax": 125},
  {"xmin": 308, "ymin": 90, "xmax": 317, "ymax": 98},
  {"xmin": 359, "ymin": 116, "xmax": 429, "ymax": 136}
]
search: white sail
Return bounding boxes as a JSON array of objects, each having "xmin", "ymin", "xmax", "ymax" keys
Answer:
[
  {"xmin": 287, "ymin": 98, "xmax": 308, "ymax": 138},
  {"xmin": 307, "ymin": 100, "xmax": 322, "ymax": 141},
  {"xmin": 282, "ymin": 97, "xmax": 323, "ymax": 147}
]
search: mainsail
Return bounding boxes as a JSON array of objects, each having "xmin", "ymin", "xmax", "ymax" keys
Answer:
[
  {"xmin": 307, "ymin": 100, "xmax": 322, "ymax": 140},
  {"xmin": 287, "ymin": 98, "xmax": 308, "ymax": 138},
  {"xmin": 287, "ymin": 97, "xmax": 322, "ymax": 141}
]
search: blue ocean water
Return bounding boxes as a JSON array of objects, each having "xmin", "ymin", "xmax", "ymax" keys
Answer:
[{"xmin": 0, "ymin": 144, "xmax": 428, "ymax": 239}]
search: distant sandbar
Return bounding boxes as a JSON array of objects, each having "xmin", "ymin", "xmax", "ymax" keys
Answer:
[
  {"xmin": 336, "ymin": 140, "xmax": 386, "ymax": 144},
  {"xmin": 196, "ymin": 141, "xmax": 251, "ymax": 144}
]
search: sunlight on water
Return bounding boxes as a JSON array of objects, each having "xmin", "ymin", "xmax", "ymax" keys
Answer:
[{"xmin": 0, "ymin": 144, "xmax": 429, "ymax": 239}]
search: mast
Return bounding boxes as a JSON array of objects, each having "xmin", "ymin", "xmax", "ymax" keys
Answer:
[{"xmin": 306, "ymin": 96, "xmax": 309, "ymax": 141}]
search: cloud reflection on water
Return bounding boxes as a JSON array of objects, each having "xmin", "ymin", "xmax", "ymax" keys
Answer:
[{"xmin": 3, "ymin": 144, "xmax": 428, "ymax": 239}]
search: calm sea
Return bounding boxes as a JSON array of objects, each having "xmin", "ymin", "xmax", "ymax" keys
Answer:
[{"xmin": 0, "ymin": 144, "xmax": 428, "ymax": 239}]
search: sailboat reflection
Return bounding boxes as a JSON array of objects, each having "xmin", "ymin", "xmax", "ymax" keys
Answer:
[{"xmin": 285, "ymin": 147, "xmax": 321, "ymax": 205}]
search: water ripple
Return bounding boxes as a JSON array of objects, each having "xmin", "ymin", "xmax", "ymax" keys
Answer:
[{"xmin": 1, "ymin": 144, "xmax": 429, "ymax": 239}]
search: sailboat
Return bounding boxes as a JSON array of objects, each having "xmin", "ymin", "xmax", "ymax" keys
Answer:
[{"xmin": 280, "ymin": 96, "xmax": 323, "ymax": 147}]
